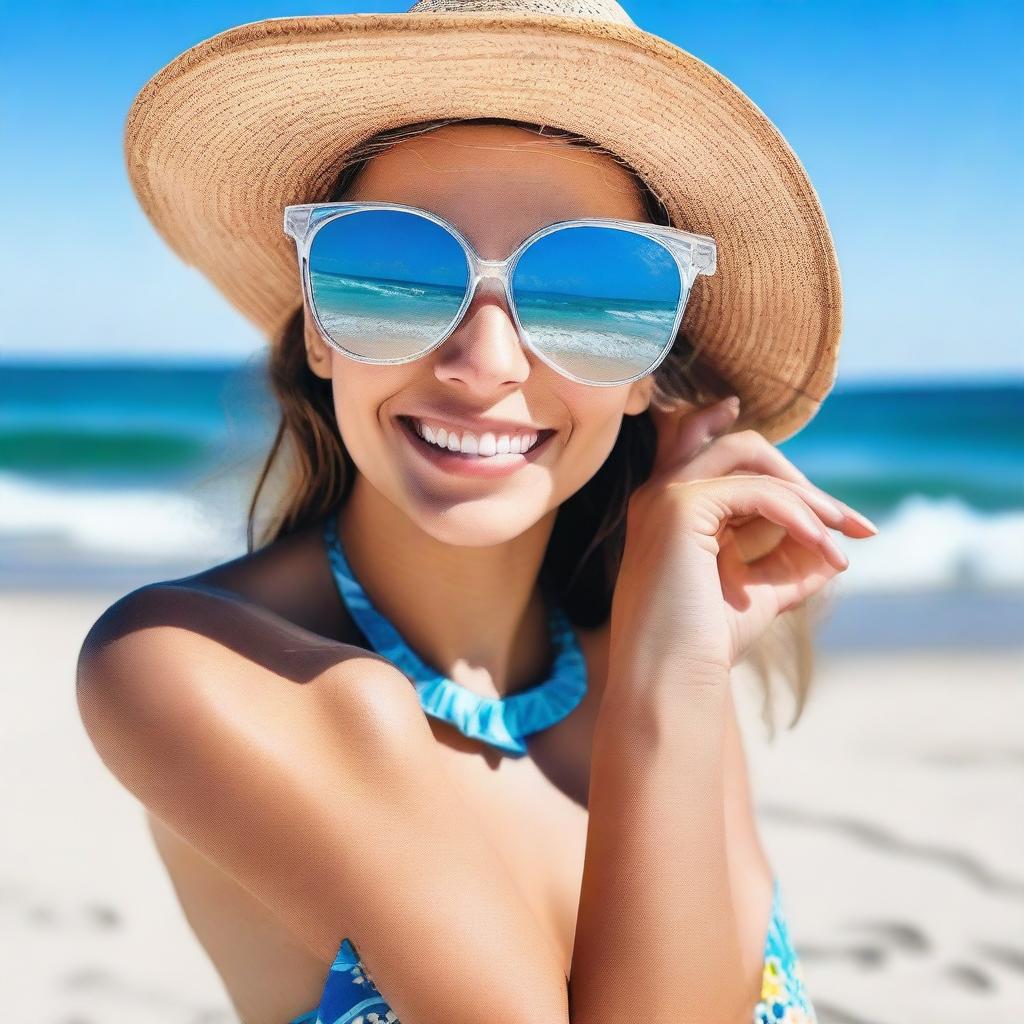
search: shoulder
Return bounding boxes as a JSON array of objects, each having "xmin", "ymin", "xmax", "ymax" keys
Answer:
[
  {"xmin": 75, "ymin": 578, "xmax": 436, "ymax": 890},
  {"xmin": 75, "ymin": 575, "xmax": 424, "ymax": 765},
  {"xmin": 81, "ymin": 514, "xmax": 392, "ymax": 700}
]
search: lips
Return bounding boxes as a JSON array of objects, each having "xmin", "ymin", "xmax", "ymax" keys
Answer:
[
  {"xmin": 399, "ymin": 413, "xmax": 552, "ymax": 450},
  {"xmin": 395, "ymin": 414, "xmax": 556, "ymax": 477},
  {"xmin": 402, "ymin": 412, "xmax": 552, "ymax": 438}
]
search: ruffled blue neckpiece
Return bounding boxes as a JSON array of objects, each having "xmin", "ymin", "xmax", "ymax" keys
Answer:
[{"xmin": 322, "ymin": 515, "xmax": 588, "ymax": 757}]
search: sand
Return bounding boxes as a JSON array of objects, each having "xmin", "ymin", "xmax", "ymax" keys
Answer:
[{"xmin": 3, "ymin": 589, "xmax": 1022, "ymax": 1024}]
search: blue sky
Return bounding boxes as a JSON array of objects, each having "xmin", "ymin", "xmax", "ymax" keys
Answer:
[{"xmin": 2, "ymin": 0, "xmax": 1021, "ymax": 380}]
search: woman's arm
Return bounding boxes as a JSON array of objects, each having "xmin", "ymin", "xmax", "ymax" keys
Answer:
[
  {"xmin": 570, "ymin": 663, "xmax": 759, "ymax": 1024},
  {"xmin": 568, "ymin": 398, "xmax": 862, "ymax": 1024},
  {"xmin": 76, "ymin": 584, "xmax": 570, "ymax": 1024}
]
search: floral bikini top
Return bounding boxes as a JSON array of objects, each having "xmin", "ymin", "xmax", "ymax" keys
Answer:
[{"xmin": 283, "ymin": 517, "xmax": 818, "ymax": 1023}]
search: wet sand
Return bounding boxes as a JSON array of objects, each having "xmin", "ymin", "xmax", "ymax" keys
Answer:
[{"xmin": 3, "ymin": 588, "xmax": 1022, "ymax": 1024}]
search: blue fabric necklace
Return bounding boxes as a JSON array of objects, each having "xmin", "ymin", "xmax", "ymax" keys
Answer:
[{"xmin": 322, "ymin": 515, "xmax": 588, "ymax": 757}]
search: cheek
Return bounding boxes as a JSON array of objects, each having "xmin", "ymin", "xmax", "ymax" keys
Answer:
[
  {"xmin": 329, "ymin": 362, "xmax": 393, "ymax": 452},
  {"xmin": 564, "ymin": 384, "xmax": 634, "ymax": 443},
  {"xmin": 572, "ymin": 414, "xmax": 626, "ymax": 472},
  {"xmin": 557, "ymin": 388, "xmax": 634, "ymax": 479}
]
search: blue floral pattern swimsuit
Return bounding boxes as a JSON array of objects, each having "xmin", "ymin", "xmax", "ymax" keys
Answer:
[{"xmin": 284, "ymin": 518, "xmax": 817, "ymax": 1023}]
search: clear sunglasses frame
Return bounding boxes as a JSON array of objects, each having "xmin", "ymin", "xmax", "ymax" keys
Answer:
[{"xmin": 283, "ymin": 200, "xmax": 717, "ymax": 388}]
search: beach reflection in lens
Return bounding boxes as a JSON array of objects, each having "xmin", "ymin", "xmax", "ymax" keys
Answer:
[
  {"xmin": 308, "ymin": 209, "xmax": 470, "ymax": 360},
  {"xmin": 511, "ymin": 225, "xmax": 682, "ymax": 384}
]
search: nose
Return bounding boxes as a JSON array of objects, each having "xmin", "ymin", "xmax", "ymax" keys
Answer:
[{"xmin": 431, "ymin": 268, "xmax": 532, "ymax": 394}]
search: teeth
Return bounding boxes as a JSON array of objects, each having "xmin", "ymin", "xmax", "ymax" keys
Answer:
[{"xmin": 411, "ymin": 418, "xmax": 542, "ymax": 457}]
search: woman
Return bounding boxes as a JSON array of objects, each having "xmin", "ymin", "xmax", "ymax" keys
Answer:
[{"xmin": 77, "ymin": 3, "xmax": 876, "ymax": 1022}]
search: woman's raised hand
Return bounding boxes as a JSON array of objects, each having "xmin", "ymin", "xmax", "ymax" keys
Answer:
[{"xmin": 607, "ymin": 396, "xmax": 878, "ymax": 683}]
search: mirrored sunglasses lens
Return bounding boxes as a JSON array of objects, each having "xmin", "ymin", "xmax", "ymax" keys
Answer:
[
  {"xmin": 511, "ymin": 226, "xmax": 683, "ymax": 384},
  {"xmin": 307, "ymin": 210, "xmax": 469, "ymax": 360}
]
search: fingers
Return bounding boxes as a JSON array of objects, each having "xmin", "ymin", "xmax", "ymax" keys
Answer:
[
  {"xmin": 762, "ymin": 476, "xmax": 861, "ymax": 540},
  {"xmin": 684, "ymin": 432, "xmax": 877, "ymax": 537},
  {"xmin": 727, "ymin": 531, "xmax": 842, "ymax": 610},
  {"xmin": 695, "ymin": 475, "xmax": 850, "ymax": 572},
  {"xmin": 657, "ymin": 399, "xmax": 878, "ymax": 538},
  {"xmin": 722, "ymin": 529, "xmax": 840, "ymax": 605},
  {"xmin": 723, "ymin": 515, "xmax": 788, "ymax": 564}
]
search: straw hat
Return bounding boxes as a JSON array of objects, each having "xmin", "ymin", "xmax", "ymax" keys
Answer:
[{"xmin": 124, "ymin": 0, "xmax": 842, "ymax": 443}]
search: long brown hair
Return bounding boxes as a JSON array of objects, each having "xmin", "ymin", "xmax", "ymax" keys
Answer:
[{"xmin": 246, "ymin": 116, "xmax": 822, "ymax": 737}]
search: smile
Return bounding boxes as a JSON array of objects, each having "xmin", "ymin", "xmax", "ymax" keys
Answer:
[{"xmin": 396, "ymin": 416, "xmax": 556, "ymax": 477}]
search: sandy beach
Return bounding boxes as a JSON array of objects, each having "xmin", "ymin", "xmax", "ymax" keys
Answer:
[{"xmin": 3, "ymin": 587, "xmax": 1022, "ymax": 1024}]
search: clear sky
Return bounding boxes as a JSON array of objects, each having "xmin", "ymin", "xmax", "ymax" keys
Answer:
[{"xmin": 2, "ymin": 0, "xmax": 1021, "ymax": 380}]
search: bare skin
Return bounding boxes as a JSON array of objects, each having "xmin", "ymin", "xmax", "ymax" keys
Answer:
[
  {"xmin": 148, "ymin": 535, "xmax": 614, "ymax": 1019},
  {"xmin": 77, "ymin": 123, "xmax": 874, "ymax": 1023},
  {"xmin": 78, "ymin": 524, "xmax": 769, "ymax": 1023}
]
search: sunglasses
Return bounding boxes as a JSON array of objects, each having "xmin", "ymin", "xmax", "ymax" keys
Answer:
[{"xmin": 283, "ymin": 201, "xmax": 716, "ymax": 387}]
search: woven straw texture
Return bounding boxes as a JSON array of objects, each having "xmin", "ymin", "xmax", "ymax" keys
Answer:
[{"xmin": 124, "ymin": 0, "xmax": 842, "ymax": 442}]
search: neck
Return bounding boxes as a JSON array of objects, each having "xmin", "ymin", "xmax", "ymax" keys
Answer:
[{"xmin": 335, "ymin": 474, "xmax": 559, "ymax": 699}]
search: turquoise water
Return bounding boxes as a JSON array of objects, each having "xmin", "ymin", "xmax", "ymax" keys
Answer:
[
  {"xmin": 2, "ymin": 361, "xmax": 1019, "ymax": 511},
  {"xmin": 0, "ymin": 361, "xmax": 265, "ymax": 484},
  {"xmin": 0, "ymin": 359, "xmax": 1020, "ymax": 590}
]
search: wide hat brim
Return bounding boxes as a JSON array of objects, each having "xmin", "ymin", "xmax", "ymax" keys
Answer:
[{"xmin": 124, "ymin": 11, "xmax": 842, "ymax": 443}]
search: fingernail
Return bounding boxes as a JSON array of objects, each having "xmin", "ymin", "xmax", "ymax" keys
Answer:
[
  {"xmin": 845, "ymin": 506, "xmax": 879, "ymax": 534},
  {"xmin": 725, "ymin": 395, "xmax": 741, "ymax": 410}
]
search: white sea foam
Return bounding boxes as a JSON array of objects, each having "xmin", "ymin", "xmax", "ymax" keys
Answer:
[
  {"xmin": 0, "ymin": 473, "xmax": 1021, "ymax": 591},
  {"xmin": 0, "ymin": 472, "xmax": 242, "ymax": 564},
  {"xmin": 830, "ymin": 495, "xmax": 1024, "ymax": 593},
  {"xmin": 603, "ymin": 308, "xmax": 675, "ymax": 325}
]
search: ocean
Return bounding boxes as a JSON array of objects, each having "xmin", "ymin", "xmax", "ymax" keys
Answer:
[{"xmin": 1, "ymin": 359, "xmax": 1021, "ymax": 602}]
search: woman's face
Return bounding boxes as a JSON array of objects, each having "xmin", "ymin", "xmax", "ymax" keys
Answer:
[{"xmin": 304, "ymin": 122, "xmax": 657, "ymax": 547}]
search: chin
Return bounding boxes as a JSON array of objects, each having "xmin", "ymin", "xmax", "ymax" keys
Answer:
[{"xmin": 407, "ymin": 494, "xmax": 551, "ymax": 548}]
